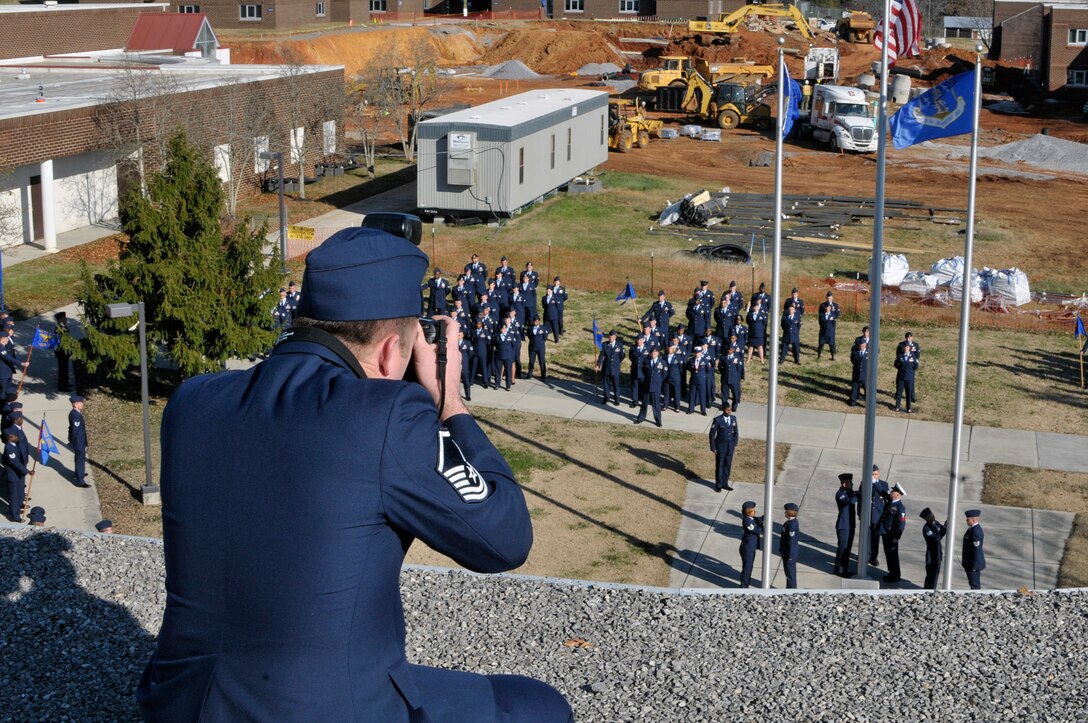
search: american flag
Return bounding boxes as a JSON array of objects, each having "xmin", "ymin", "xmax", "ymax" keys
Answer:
[{"xmin": 873, "ymin": 0, "xmax": 922, "ymax": 66}]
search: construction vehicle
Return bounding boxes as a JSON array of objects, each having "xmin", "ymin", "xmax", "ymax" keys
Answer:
[
  {"xmin": 637, "ymin": 56, "xmax": 775, "ymax": 92},
  {"xmin": 836, "ymin": 11, "xmax": 876, "ymax": 43},
  {"xmin": 607, "ymin": 100, "xmax": 663, "ymax": 152},
  {"xmin": 805, "ymin": 84, "xmax": 877, "ymax": 152},
  {"xmin": 688, "ymin": 4, "xmax": 814, "ymax": 45},
  {"xmin": 659, "ymin": 71, "xmax": 773, "ymax": 130}
]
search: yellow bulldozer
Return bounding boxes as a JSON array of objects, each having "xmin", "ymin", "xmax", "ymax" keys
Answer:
[
  {"xmin": 637, "ymin": 56, "xmax": 776, "ymax": 92},
  {"xmin": 836, "ymin": 11, "xmax": 876, "ymax": 43},
  {"xmin": 677, "ymin": 71, "xmax": 773, "ymax": 130},
  {"xmin": 688, "ymin": 4, "xmax": 814, "ymax": 44},
  {"xmin": 607, "ymin": 100, "xmax": 664, "ymax": 152}
]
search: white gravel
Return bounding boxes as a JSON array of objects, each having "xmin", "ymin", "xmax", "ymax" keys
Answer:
[
  {"xmin": 482, "ymin": 60, "xmax": 541, "ymax": 80},
  {"xmin": 942, "ymin": 134, "xmax": 1088, "ymax": 175},
  {"xmin": 4, "ymin": 528, "xmax": 1088, "ymax": 721}
]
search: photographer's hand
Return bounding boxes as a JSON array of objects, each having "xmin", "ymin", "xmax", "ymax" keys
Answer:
[{"xmin": 412, "ymin": 315, "xmax": 468, "ymax": 423}]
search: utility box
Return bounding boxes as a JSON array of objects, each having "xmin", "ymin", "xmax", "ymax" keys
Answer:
[{"xmin": 416, "ymin": 89, "xmax": 609, "ymax": 218}]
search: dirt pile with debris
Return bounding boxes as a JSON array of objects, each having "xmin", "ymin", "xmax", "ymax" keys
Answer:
[{"xmin": 478, "ymin": 27, "xmax": 623, "ymax": 74}]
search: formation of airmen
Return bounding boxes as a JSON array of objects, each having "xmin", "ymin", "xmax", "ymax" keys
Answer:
[
  {"xmin": 427, "ymin": 255, "xmax": 566, "ymax": 399},
  {"xmin": 595, "ymin": 280, "xmax": 923, "ymax": 415}
]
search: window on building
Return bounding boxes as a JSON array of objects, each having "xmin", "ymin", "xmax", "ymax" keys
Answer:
[
  {"xmin": 316, "ymin": 1, "xmax": 325, "ymax": 15},
  {"xmin": 519, "ymin": 147, "xmax": 525, "ymax": 184},
  {"xmin": 599, "ymin": 115, "xmax": 604, "ymax": 146},
  {"xmin": 1070, "ymin": 28, "xmax": 1088, "ymax": 46},
  {"xmin": 1068, "ymin": 69, "xmax": 1088, "ymax": 86},
  {"xmin": 564, "ymin": 0, "xmax": 583, "ymax": 11},
  {"xmin": 567, "ymin": 128, "xmax": 572, "ymax": 162},
  {"xmin": 240, "ymin": 3, "xmax": 262, "ymax": 20},
  {"xmin": 322, "ymin": 120, "xmax": 337, "ymax": 155},
  {"xmin": 550, "ymin": 134, "xmax": 556, "ymax": 170},
  {"xmin": 179, "ymin": 4, "xmax": 200, "ymax": 12},
  {"xmin": 370, "ymin": 0, "xmax": 387, "ymax": 11},
  {"xmin": 254, "ymin": 136, "xmax": 270, "ymax": 173},
  {"xmin": 213, "ymin": 144, "xmax": 232, "ymax": 184},
  {"xmin": 619, "ymin": 0, "xmax": 637, "ymax": 12}
]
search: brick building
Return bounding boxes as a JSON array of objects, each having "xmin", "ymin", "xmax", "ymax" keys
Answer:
[
  {"xmin": 165, "ymin": 0, "xmax": 370, "ymax": 29},
  {"xmin": 992, "ymin": 0, "xmax": 1088, "ymax": 96},
  {"xmin": 0, "ymin": 11, "xmax": 344, "ymax": 249},
  {"xmin": 0, "ymin": 3, "xmax": 169, "ymax": 61}
]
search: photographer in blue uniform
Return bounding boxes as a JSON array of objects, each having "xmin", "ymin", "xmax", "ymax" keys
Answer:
[{"xmin": 137, "ymin": 224, "xmax": 571, "ymax": 722}]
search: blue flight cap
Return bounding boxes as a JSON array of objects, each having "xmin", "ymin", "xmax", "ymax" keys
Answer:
[
  {"xmin": 295, "ymin": 227, "xmax": 429, "ymax": 322},
  {"xmin": 95, "ymin": 519, "xmax": 113, "ymax": 531},
  {"xmin": 8, "ymin": 411, "xmax": 22, "ymax": 421},
  {"xmin": 28, "ymin": 506, "xmax": 46, "ymax": 524},
  {"xmin": 69, "ymin": 395, "xmax": 84, "ymax": 403},
  {"xmin": 784, "ymin": 503, "xmax": 798, "ymax": 512},
  {"xmin": 965, "ymin": 509, "xmax": 981, "ymax": 518},
  {"xmin": 742, "ymin": 500, "xmax": 756, "ymax": 510}
]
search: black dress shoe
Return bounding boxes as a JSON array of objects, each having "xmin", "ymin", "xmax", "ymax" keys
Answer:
[
  {"xmin": 724, "ymin": 485, "xmax": 734, "ymax": 491},
  {"xmin": 633, "ymin": 419, "xmax": 642, "ymax": 425},
  {"xmin": 655, "ymin": 421, "xmax": 662, "ymax": 427},
  {"xmin": 715, "ymin": 484, "xmax": 721, "ymax": 493}
]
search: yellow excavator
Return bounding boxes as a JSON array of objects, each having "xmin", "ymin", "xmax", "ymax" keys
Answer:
[
  {"xmin": 688, "ymin": 3, "xmax": 814, "ymax": 44},
  {"xmin": 637, "ymin": 56, "xmax": 776, "ymax": 92},
  {"xmin": 678, "ymin": 70, "xmax": 773, "ymax": 130}
]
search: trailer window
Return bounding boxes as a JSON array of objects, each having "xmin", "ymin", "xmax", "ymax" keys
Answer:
[
  {"xmin": 519, "ymin": 147, "xmax": 525, "ymax": 184},
  {"xmin": 550, "ymin": 134, "xmax": 556, "ymax": 169},
  {"xmin": 567, "ymin": 128, "xmax": 572, "ymax": 161}
]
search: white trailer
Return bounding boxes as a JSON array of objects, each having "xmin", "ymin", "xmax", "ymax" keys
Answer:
[{"xmin": 808, "ymin": 84, "xmax": 877, "ymax": 152}]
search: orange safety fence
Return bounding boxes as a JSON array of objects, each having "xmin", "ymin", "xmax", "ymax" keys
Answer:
[{"xmin": 285, "ymin": 231, "xmax": 1079, "ymax": 335}]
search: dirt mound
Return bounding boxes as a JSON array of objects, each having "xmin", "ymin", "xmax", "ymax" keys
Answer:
[
  {"xmin": 227, "ymin": 26, "xmax": 484, "ymax": 80},
  {"xmin": 479, "ymin": 27, "xmax": 623, "ymax": 74}
]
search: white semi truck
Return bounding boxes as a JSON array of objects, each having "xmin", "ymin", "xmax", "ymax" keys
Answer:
[{"xmin": 807, "ymin": 84, "xmax": 877, "ymax": 152}]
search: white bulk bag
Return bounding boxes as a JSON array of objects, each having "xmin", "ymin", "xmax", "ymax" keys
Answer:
[{"xmin": 988, "ymin": 268, "xmax": 1031, "ymax": 306}]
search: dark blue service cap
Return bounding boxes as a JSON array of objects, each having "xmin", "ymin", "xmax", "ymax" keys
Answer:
[
  {"xmin": 742, "ymin": 500, "xmax": 757, "ymax": 510},
  {"xmin": 784, "ymin": 503, "xmax": 798, "ymax": 512},
  {"xmin": 69, "ymin": 395, "xmax": 84, "ymax": 403},
  {"xmin": 838, "ymin": 473, "xmax": 853, "ymax": 484},
  {"xmin": 95, "ymin": 519, "xmax": 113, "ymax": 531},
  {"xmin": 3, "ymin": 426, "xmax": 18, "ymax": 437},
  {"xmin": 295, "ymin": 227, "xmax": 429, "ymax": 322},
  {"xmin": 919, "ymin": 507, "xmax": 933, "ymax": 519},
  {"xmin": 29, "ymin": 506, "xmax": 46, "ymax": 523},
  {"xmin": 965, "ymin": 509, "xmax": 982, "ymax": 518},
  {"xmin": 8, "ymin": 411, "xmax": 22, "ymax": 421}
]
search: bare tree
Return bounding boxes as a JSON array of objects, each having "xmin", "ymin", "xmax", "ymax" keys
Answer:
[
  {"xmin": 277, "ymin": 48, "xmax": 341, "ymax": 199},
  {"xmin": 946, "ymin": 0, "xmax": 994, "ymax": 49},
  {"xmin": 346, "ymin": 70, "xmax": 401, "ymax": 176},
  {"xmin": 378, "ymin": 38, "xmax": 450, "ymax": 163},
  {"xmin": 206, "ymin": 78, "xmax": 276, "ymax": 217},
  {"xmin": 95, "ymin": 63, "xmax": 195, "ymax": 195}
]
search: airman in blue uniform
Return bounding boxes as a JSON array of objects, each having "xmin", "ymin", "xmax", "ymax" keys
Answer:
[
  {"xmin": 817, "ymin": 291, "xmax": 840, "ymax": 359},
  {"xmin": 897, "ymin": 331, "xmax": 921, "ymax": 404},
  {"xmin": 548, "ymin": 276, "xmax": 568, "ymax": 336},
  {"xmin": 863, "ymin": 464, "xmax": 890, "ymax": 567},
  {"xmin": 739, "ymin": 501, "xmax": 763, "ymax": 588},
  {"xmin": 628, "ymin": 338, "xmax": 649, "ymax": 408},
  {"xmin": 686, "ymin": 289, "xmax": 711, "ymax": 338},
  {"xmin": 849, "ymin": 339, "xmax": 868, "ymax": 406},
  {"xmin": 644, "ymin": 291, "xmax": 674, "ymax": 333},
  {"xmin": 464, "ymin": 253, "xmax": 488, "ymax": 298},
  {"xmin": 962, "ymin": 509, "xmax": 985, "ymax": 589},
  {"xmin": 700, "ymin": 330, "xmax": 720, "ymax": 403},
  {"xmin": 749, "ymin": 282, "xmax": 770, "ymax": 312},
  {"xmin": 0, "ymin": 332, "xmax": 24, "ymax": 400},
  {"xmin": 879, "ymin": 483, "xmax": 907, "ymax": 583},
  {"xmin": 496, "ymin": 256, "xmax": 516, "ymax": 287},
  {"xmin": 471, "ymin": 321, "xmax": 492, "ymax": 389},
  {"xmin": 745, "ymin": 301, "xmax": 767, "ymax": 365},
  {"xmin": 541, "ymin": 288, "xmax": 561, "ymax": 343},
  {"xmin": 492, "ymin": 322, "xmax": 518, "ymax": 391},
  {"xmin": 834, "ymin": 473, "xmax": 857, "ymax": 577},
  {"xmin": 714, "ymin": 296, "xmax": 733, "ymax": 342},
  {"xmin": 723, "ymin": 280, "xmax": 744, "ymax": 320},
  {"xmin": 634, "ymin": 349, "xmax": 665, "ymax": 427},
  {"xmin": 458, "ymin": 330, "xmax": 473, "ymax": 400},
  {"xmin": 137, "ymin": 226, "xmax": 571, "ymax": 722},
  {"xmin": 720, "ymin": 339, "xmax": 743, "ymax": 411},
  {"xmin": 68, "ymin": 396, "xmax": 89, "ymax": 487},
  {"xmin": 784, "ymin": 288, "xmax": 805, "ymax": 318},
  {"xmin": 697, "ymin": 279, "xmax": 715, "ymax": 309},
  {"xmin": 730, "ymin": 314, "xmax": 748, "ymax": 379},
  {"xmin": 425, "ymin": 268, "xmax": 450, "ymax": 316},
  {"xmin": 596, "ymin": 330, "xmax": 624, "ymax": 405},
  {"xmin": 664, "ymin": 345, "xmax": 683, "ymax": 412},
  {"xmin": 687, "ymin": 347, "xmax": 710, "ymax": 415},
  {"xmin": 893, "ymin": 346, "xmax": 918, "ymax": 413},
  {"xmin": 779, "ymin": 502, "xmax": 800, "ymax": 589},
  {"xmin": 709, "ymin": 406, "xmax": 738, "ymax": 492},
  {"xmin": 286, "ymin": 280, "xmax": 301, "ymax": 310},
  {"xmin": 527, "ymin": 318, "xmax": 548, "ymax": 380},
  {"xmin": 452, "ymin": 275, "xmax": 474, "ymax": 309},
  {"xmin": 779, "ymin": 304, "xmax": 801, "ymax": 364},
  {"xmin": 920, "ymin": 507, "xmax": 947, "ymax": 590},
  {"xmin": 4, "ymin": 428, "xmax": 30, "ymax": 522}
]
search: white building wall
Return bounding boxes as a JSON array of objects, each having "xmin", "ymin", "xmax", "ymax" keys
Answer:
[{"xmin": 0, "ymin": 150, "xmax": 118, "ymax": 247}]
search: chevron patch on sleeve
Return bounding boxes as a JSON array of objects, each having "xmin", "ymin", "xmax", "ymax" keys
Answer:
[{"xmin": 436, "ymin": 429, "xmax": 490, "ymax": 503}]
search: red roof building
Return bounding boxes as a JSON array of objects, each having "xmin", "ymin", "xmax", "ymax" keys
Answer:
[{"xmin": 126, "ymin": 12, "xmax": 219, "ymax": 58}]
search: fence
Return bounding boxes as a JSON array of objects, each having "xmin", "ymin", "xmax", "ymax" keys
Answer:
[
  {"xmin": 287, "ymin": 229, "xmax": 1079, "ymax": 335},
  {"xmin": 371, "ymin": 8, "xmax": 543, "ymax": 23}
]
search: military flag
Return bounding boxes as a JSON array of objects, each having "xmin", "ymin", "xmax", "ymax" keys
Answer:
[{"xmin": 890, "ymin": 70, "xmax": 977, "ymax": 149}]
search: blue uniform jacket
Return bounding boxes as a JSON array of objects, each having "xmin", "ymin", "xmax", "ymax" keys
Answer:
[
  {"xmin": 709, "ymin": 413, "xmax": 738, "ymax": 455},
  {"xmin": 597, "ymin": 341, "xmax": 624, "ymax": 377},
  {"xmin": 779, "ymin": 517, "xmax": 799, "ymax": 559},
  {"xmin": 879, "ymin": 498, "xmax": 907, "ymax": 537},
  {"xmin": 4, "ymin": 439, "xmax": 29, "ymax": 484},
  {"xmin": 741, "ymin": 514, "xmax": 763, "ymax": 551},
  {"xmin": 835, "ymin": 487, "xmax": 857, "ymax": 531},
  {"xmin": 644, "ymin": 358, "xmax": 666, "ymax": 393},
  {"xmin": 862, "ymin": 479, "xmax": 889, "ymax": 527},
  {"xmin": 923, "ymin": 519, "xmax": 946, "ymax": 566},
  {"xmin": 895, "ymin": 352, "xmax": 918, "ymax": 381},
  {"xmin": 137, "ymin": 340, "xmax": 532, "ymax": 721},
  {"xmin": 781, "ymin": 313, "xmax": 801, "ymax": 343},
  {"xmin": 69, "ymin": 409, "xmax": 87, "ymax": 451},
  {"xmin": 962, "ymin": 524, "xmax": 986, "ymax": 570}
]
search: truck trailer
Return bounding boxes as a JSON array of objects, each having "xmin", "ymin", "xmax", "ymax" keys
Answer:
[{"xmin": 806, "ymin": 84, "xmax": 877, "ymax": 152}]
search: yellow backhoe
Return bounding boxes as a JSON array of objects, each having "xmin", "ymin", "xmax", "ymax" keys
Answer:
[
  {"xmin": 836, "ymin": 11, "xmax": 876, "ymax": 43},
  {"xmin": 638, "ymin": 56, "xmax": 776, "ymax": 92},
  {"xmin": 688, "ymin": 4, "xmax": 814, "ymax": 44},
  {"xmin": 608, "ymin": 100, "xmax": 664, "ymax": 152},
  {"xmin": 678, "ymin": 71, "xmax": 773, "ymax": 130}
]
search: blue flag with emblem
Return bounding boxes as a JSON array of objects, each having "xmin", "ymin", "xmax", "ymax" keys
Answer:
[
  {"xmin": 615, "ymin": 280, "xmax": 637, "ymax": 305},
  {"xmin": 39, "ymin": 419, "xmax": 59, "ymax": 465},
  {"xmin": 1076, "ymin": 316, "xmax": 1085, "ymax": 339},
  {"xmin": 32, "ymin": 327, "xmax": 59, "ymax": 350},
  {"xmin": 592, "ymin": 318, "xmax": 603, "ymax": 349},
  {"xmin": 782, "ymin": 70, "xmax": 802, "ymax": 138},
  {"xmin": 889, "ymin": 70, "xmax": 976, "ymax": 150}
]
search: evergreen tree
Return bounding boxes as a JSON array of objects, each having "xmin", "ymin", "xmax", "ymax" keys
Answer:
[{"xmin": 69, "ymin": 130, "xmax": 282, "ymax": 379}]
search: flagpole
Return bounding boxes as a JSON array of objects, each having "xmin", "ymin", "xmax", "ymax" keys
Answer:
[
  {"xmin": 16, "ymin": 327, "xmax": 37, "ymax": 399},
  {"xmin": 858, "ymin": 0, "xmax": 893, "ymax": 582},
  {"xmin": 761, "ymin": 37, "xmax": 786, "ymax": 590},
  {"xmin": 941, "ymin": 48, "xmax": 983, "ymax": 591},
  {"xmin": 23, "ymin": 418, "xmax": 44, "ymax": 519}
]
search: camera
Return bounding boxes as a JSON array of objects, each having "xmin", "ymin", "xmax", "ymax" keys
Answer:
[
  {"xmin": 419, "ymin": 317, "xmax": 446, "ymax": 345},
  {"xmin": 361, "ymin": 212, "xmax": 423, "ymax": 246}
]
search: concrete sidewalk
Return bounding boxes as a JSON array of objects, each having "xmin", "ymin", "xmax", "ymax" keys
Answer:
[
  {"xmin": 464, "ymin": 375, "xmax": 1080, "ymax": 591},
  {"xmin": 0, "ymin": 303, "xmax": 103, "ymax": 530}
]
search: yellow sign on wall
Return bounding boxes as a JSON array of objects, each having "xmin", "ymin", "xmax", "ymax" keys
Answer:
[{"xmin": 287, "ymin": 225, "xmax": 315, "ymax": 241}]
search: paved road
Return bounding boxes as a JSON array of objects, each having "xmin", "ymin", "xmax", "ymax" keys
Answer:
[{"xmin": 464, "ymin": 375, "xmax": 1081, "ymax": 591}]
